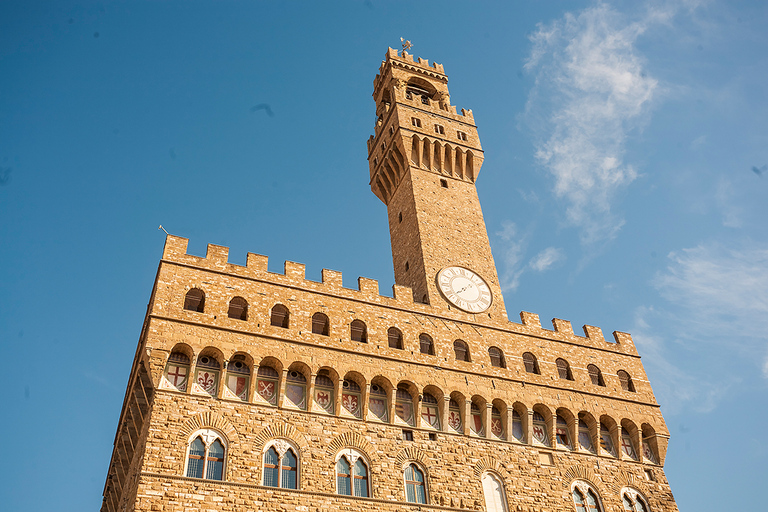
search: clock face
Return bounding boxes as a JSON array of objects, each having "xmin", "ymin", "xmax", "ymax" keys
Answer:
[{"xmin": 436, "ymin": 266, "xmax": 493, "ymax": 313}]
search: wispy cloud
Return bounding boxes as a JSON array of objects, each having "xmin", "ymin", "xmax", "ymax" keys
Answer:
[
  {"xmin": 497, "ymin": 221, "xmax": 526, "ymax": 291},
  {"xmin": 529, "ymin": 247, "xmax": 565, "ymax": 272},
  {"xmin": 524, "ymin": 3, "xmax": 671, "ymax": 245}
]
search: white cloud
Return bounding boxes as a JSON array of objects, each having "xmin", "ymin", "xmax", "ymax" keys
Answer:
[
  {"xmin": 715, "ymin": 178, "xmax": 743, "ymax": 228},
  {"xmin": 496, "ymin": 221, "xmax": 526, "ymax": 291},
  {"xmin": 525, "ymin": 4, "xmax": 667, "ymax": 245},
  {"xmin": 529, "ymin": 247, "xmax": 565, "ymax": 272}
]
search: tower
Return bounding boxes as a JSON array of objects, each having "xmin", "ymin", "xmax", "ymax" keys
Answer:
[
  {"xmin": 367, "ymin": 48, "xmax": 506, "ymax": 319},
  {"xmin": 101, "ymin": 48, "xmax": 678, "ymax": 512}
]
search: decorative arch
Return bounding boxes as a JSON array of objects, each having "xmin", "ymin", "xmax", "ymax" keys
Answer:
[
  {"xmin": 253, "ymin": 423, "xmax": 310, "ymax": 454},
  {"xmin": 395, "ymin": 446, "xmax": 430, "ymax": 472},
  {"xmin": 327, "ymin": 432, "xmax": 373, "ymax": 458},
  {"xmin": 179, "ymin": 412, "xmax": 238, "ymax": 445},
  {"xmin": 562, "ymin": 465, "xmax": 608, "ymax": 497},
  {"xmin": 473, "ymin": 456, "xmax": 509, "ymax": 479},
  {"xmin": 607, "ymin": 469, "xmax": 652, "ymax": 497}
]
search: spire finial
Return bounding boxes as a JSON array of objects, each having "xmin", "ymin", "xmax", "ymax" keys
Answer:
[{"xmin": 400, "ymin": 37, "xmax": 413, "ymax": 51}]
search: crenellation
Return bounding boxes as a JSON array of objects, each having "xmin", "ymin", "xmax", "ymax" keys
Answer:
[
  {"xmin": 582, "ymin": 325, "xmax": 605, "ymax": 343},
  {"xmin": 551, "ymin": 318, "xmax": 574, "ymax": 336},
  {"xmin": 321, "ymin": 268, "xmax": 343, "ymax": 288},
  {"xmin": 246, "ymin": 252, "xmax": 268, "ymax": 272},
  {"xmin": 284, "ymin": 261, "xmax": 306, "ymax": 282},
  {"xmin": 358, "ymin": 276, "xmax": 380, "ymax": 296}
]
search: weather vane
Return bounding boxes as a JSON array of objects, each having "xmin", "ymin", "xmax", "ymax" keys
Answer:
[{"xmin": 401, "ymin": 37, "xmax": 413, "ymax": 51}]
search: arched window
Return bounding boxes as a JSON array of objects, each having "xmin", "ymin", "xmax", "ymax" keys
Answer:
[
  {"xmin": 311, "ymin": 313, "xmax": 329, "ymax": 336},
  {"xmin": 256, "ymin": 365, "xmax": 279, "ymax": 405},
  {"xmin": 404, "ymin": 463, "xmax": 427, "ymax": 504},
  {"xmin": 395, "ymin": 385, "xmax": 415, "ymax": 426},
  {"xmin": 185, "ymin": 430, "xmax": 226, "ymax": 481},
  {"xmin": 522, "ymin": 352, "xmax": 540, "ymax": 374},
  {"xmin": 556, "ymin": 358, "xmax": 573, "ymax": 380},
  {"xmin": 470, "ymin": 402, "xmax": 484, "ymax": 436},
  {"xmin": 511, "ymin": 409, "xmax": 524, "ymax": 441},
  {"xmin": 314, "ymin": 371, "xmax": 335, "ymax": 414},
  {"xmin": 341, "ymin": 379, "xmax": 362, "ymax": 418},
  {"xmin": 489, "ymin": 347, "xmax": 506, "ymax": 368},
  {"xmin": 388, "ymin": 327, "xmax": 403, "ymax": 349},
  {"xmin": 600, "ymin": 424, "xmax": 616, "ymax": 456},
  {"xmin": 620, "ymin": 427, "xmax": 638, "ymax": 459},
  {"xmin": 622, "ymin": 489, "xmax": 650, "ymax": 512},
  {"xmin": 532, "ymin": 411, "xmax": 549, "ymax": 445},
  {"xmin": 587, "ymin": 364, "xmax": 605, "ymax": 386},
  {"xmin": 270, "ymin": 304, "xmax": 289, "ymax": 328},
  {"xmin": 227, "ymin": 296, "xmax": 248, "ymax": 320},
  {"xmin": 642, "ymin": 429, "xmax": 658, "ymax": 463},
  {"xmin": 285, "ymin": 370, "xmax": 307, "ymax": 410},
  {"xmin": 194, "ymin": 354, "xmax": 220, "ymax": 397},
  {"xmin": 447, "ymin": 398, "xmax": 462, "ymax": 432},
  {"xmin": 368, "ymin": 383, "xmax": 388, "ymax": 422},
  {"xmin": 162, "ymin": 351, "xmax": 190, "ymax": 392},
  {"xmin": 481, "ymin": 472, "xmax": 509, "ymax": 512},
  {"xmin": 350, "ymin": 320, "xmax": 367, "ymax": 343},
  {"xmin": 421, "ymin": 392, "xmax": 440, "ymax": 429},
  {"xmin": 419, "ymin": 334, "xmax": 434, "ymax": 355},
  {"xmin": 556, "ymin": 415, "xmax": 572, "ymax": 448},
  {"xmin": 263, "ymin": 441, "xmax": 298, "ymax": 489},
  {"xmin": 572, "ymin": 482, "xmax": 604, "ymax": 512},
  {"xmin": 578, "ymin": 419, "xmax": 594, "ymax": 452},
  {"xmin": 224, "ymin": 355, "xmax": 249, "ymax": 401},
  {"xmin": 618, "ymin": 370, "xmax": 636, "ymax": 392},
  {"xmin": 336, "ymin": 449, "xmax": 369, "ymax": 497},
  {"xmin": 184, "ymin": 288, "xmax": 205, "ymax": 312},
  {"xmin": 491, "ymin": 406, "xmax": 504, "ymax": 439},
  {"xmin": 454, "ymin": 340, "xmax": 470, "ymax": 362}
]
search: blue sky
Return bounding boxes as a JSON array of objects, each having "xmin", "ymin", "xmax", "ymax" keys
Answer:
[{"xmin": 1, "ymin": 1, "xmax": 766, "ymax": 510}]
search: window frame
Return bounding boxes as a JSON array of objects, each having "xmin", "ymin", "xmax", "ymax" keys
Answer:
[
  {"xmin": 335, "ymin": 448, "xmax": 371, "ymax": 498},
  {"xmin": 621, "ymin": 487, "xmax": 651, "ymax": 512},
  {"xmin": 403, "ymin": 462, "xmax": 428, "ymax": 504},
  {"xmin": 184, "ymin": 429, "xmax": 227, "ymax": 481},
  {"xmin": 262, "ymin": 439, "xmax": 300, "ymax": 490},
  {"xmin": 481, "ymin": 471, "xmax": 509, "ymax": 512},
  {"xmin": 571, "ymin": 480, "xmax": 605, "ymax": 512}
]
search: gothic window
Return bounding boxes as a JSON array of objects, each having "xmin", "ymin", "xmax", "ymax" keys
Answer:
[
  {"xmin": 587, "ymin": 364, "xmax": 605, "ymax": 386},
  {"xmin": 224, "ymin": 355, "xmax": 249, "ymax": 401},
  {"xmin": 411, "ymin": 117, "xmax": 421, "ymax": 128},
  {"xmin": 388, "ymin": 327, "xmax": 403, "ymax": 349},
  {"xmin": 453, "ymin": 340, "xmax": 470, "ymax": 362},
  {"xmin": 263, "ymin": 441, "xmax": 298, "ymax": 489},
  {"xmin": 185, "ymin": 430, "xmax": 226, "ymax": 481},
  {"xmin": 341, "ymin": 379, "xmax": 362, "ymax": 418},
  {"xmin": 311, "ymin": 313, "xmax": 329, "ymax": 336},
  {"xmin": 404, "ymin": 463, "xmax": 427, "ymax": 504},
  {"xmin": 618, "ymin": 370, "xmax": 636, "ymax": 392},
  {"xmin": 522, "ymin": 352, "xmax": 540, "ymax": 374},
  {"xmin": 350, "ymin": 320, "xmax": 367, "ymax": 343},
  {"xmin": 600, "ymin": 424, "xmax": 616, "ymax": 456},
  {"xmin": 227, "ymin": 296, "xmax": 248, "ymax": 320},
  {"xmin": 622, "ymin": 489, "xmax": 650, "ymax": 512},
  {"xmin": 419, "ymin": 334, "xmax": 434, "ymax": 355},
  {"xmin": 270, "ymin": 304, "xmax": 289, "ymax": 328},
  {"xmin": 184, "ymin": 288, "xmax": 205, "ymax": 312},
  {"xmin": 447, "ymin": 398, "xmax": 462, "ymax": 432},
  {"xmin": 194, "ymin": 354, "xmax": 220, "ymax": 397},
  {"xmin": 368, "ymin": 383, "xmax": 388, "ymax": 422},
  {"xmin": 336, "ymin": 449, "xmax": 369, "ymax": 497},
  {"xmin": 256, "ymin": 365, "xmax": 279, "ymax": 405},
  {"xmin": 421, "ymin": 393, "xmax": 440, "ymax": 429},
  {"xmin": 162, "ymin": 351, "xmax": 190, "ymax": 392},
  {"xmin": 314, "ymin": 371, "xmax": 335, "ymax": 414},
  {"xmin": 578, "ymin": 419, "xmax": 594, "ymax": 453},
  {"xmin": 556, "ymin": 358, "xmax": 573, "ymax": 380},
  {"xmin": 489, "ymin": 347, "xmax": 506, "ymax": 368},
  {"xmin": 481, "ymin": 472, "xmax": 509, "ymax": 512},
  {"xmin": 555, "ymin": 415, "xmax": 572, "ymax": 449},
  {"xmin": 572, "ymin": 482, "xmax": 604, "ymax": 512},
  {"xmin": 470, "ymin": 402, "xmax": 484, "ymax": 436},
  {"xmin": 434, "ymin": 124, "xmax": 445, "ymax": 135},
  {"xmin": 532, "ymin": 411, "xmax": 549, "ymax": 445},
  {"xmin": 285, "ymin": 370, "xmax": 307, "ymax": 410},
  {"xmin": 621, "ymin": 428, "xmax": 638, "ymax": 459},
  {"xmin": 457, "ymin": 131, "xmax": 468, "ymax": 141},
  {"xmin": 512, "ymin": 409, "xmax": 524, "ymax": 442},
  {"xmin": 491, "ymin": 406, "xmax": 504, "ymax": 440},
  {"xmin": 395, "ymin": 386, "xmax": 415, "ymax": 426}
]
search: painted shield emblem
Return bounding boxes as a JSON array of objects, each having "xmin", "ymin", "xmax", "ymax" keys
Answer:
[
  {"xmin": 163, "ymin": 364, "xmax": 187, "ymax": 391},
  {"xmin": 315, "ymin": 390, "xmax": 332, "ymax": 412},
  {"xmin": 227, "ymin": 375, "xmax": 247, "ymax": 401},
  {"xmin": 286, "ymin": 383, "xmax": 306, "ymax": 409},
  {"xmin": 579, "ymin": 431, "xmax": 592, "ymax": 451},
  {"xmin": 491, "ymin": 418, "xmax": 503, "ymax": 437},
  {"xmin": 422, "ymin": 406, "xmax": 439, "ymax": 428},
  {"xmin": 448, "ymin": 411, "xmax": 462, "ymax": 431},
  {"xmin": 258, "ymin": 379, "xmax": 276, "ymax": 403},
  {"xmin": 533, "ymin": 425, "xmax": 547, "ymax": 444},
  {"xmin": 643, "ymin": 442, "xmax": 656, "ymax": 463},
  {"xmin": 342, "ymin": 393, "xmax": 359, "ymax": 416},
  {"xmin": 621, "ymin": 436, "xmax": 636, "ymax": 458},
  {"xmin": 396, "ymin": 402, "xmax": 413, "ymax": 425},
  {"xmin": 556, "ymin": 427, "xmax": 570, "ymax": 446},
  {"xmin": 601, "ymin": 433, "xmax": 615, "ymax": 455},
  {"xmin": 197, "ymin": 371, "xmax": 217, "ymax": 395},
  {"xmin": 369, "ymin": 397, "xmax": 386, "ymax": 421},
  {"xmin": 473, "ymin": 413, "xmax": 483, "ymax": 434}
]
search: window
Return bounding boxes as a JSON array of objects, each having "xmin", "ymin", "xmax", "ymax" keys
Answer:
[
  {"xmin": 405, "ymin": 261, "xmax": 409, "ymax": 272},
  {"xmin": 341, "ymin": 379, "xmax": 362, "ymax": 418},
  {"xmin": 350, "ymin": 319, "xmax": 367, "ymax": 343},
  {"xmin": 285, "ymin": 370, "xmax": 307, "ymax": 409},
  {"xmin": 184, "ymin": 288, "xmax": 205, "ymax": 312},
  {"xmin": 419, "ymin": 334, "xmax": 434, "ymax": 355},
  {"xmin": 256, "ymin": 365, "xmax": 279, "ymax": 405},
  {"xmin": 556, "ymin": 358, "xmax": 573, "ymax": 380},
  {"xmin": 642, "ymin": 439, "xmax": 657, "ymax": 464},
  {"xmin": 224, "ymin": 355, "xmax": 249, "ymax": 401},
  {"xmin": 447, "ymin": 398, "xmax": 462, "ymax": 432},
  {"xmin": 578, "ymin": 419, "xmax": 594, "ymax": 452},
  {"xmin": 532, "ymin": 411, "xmax": 548, "ymax": 445},
  {"xmin": 618, "ymin": 370, "xmax": 636, "ymax": 392},
  {"xmin": 457, "ymin": 131, "xmax": 468, "ymax": 141},
  {"xmin": 600, "ymin": 424, "xmax": 616, "ymax": 456},
  {"xmin": 311, "ymin": 313, "xmax": 329, "ymax": 336},
  {"xmin": 263, "ymin": 441, "xmax": 298, "ymax": 489},
  {"xmin": 453, "ymin": 340, "xmax": 470, "ymax": 361},
  {"xmin": 482, "ymin": 472, "xmax": 509, "ymax": 512},
  {"xmin": 511, "ymin": 410, "xmax": 524, "ymax": 441},
  {"xmin": 406, "ymin": 90, "xmax": 413, "ymax": 100},
  {"xmin": 314, "ymin": 371, "xmax": 334, "ymax": 414},
  {"xmin": 470, "ymin": 402, "xmax": 484, "ymax": 436},
  {"xmin": 389, "ymin": 126, "xmax": 394, "ymax": 135},
  {"xmin": 227, "ymin": 296, "xmax": 248, "ymax": 320},
  {"xmin": 489, "ymin": 347, "xmax": 506, "ymax": 368},
  {"xmin": 421, "ymin": 393, "xmax": 440, "ymax": 429},
  {"xmin": 572, "ymin": 483, "xmax": 604, "ymax": 512},
  {"xmin": 336, "ymin": 450, "xmax": 369, "ymax": 497},
  {"xmin": 587, "ymin": 364, "xmax": 605, "ymax": 386},
  {"xmin": 411, "ymin": 117, "xmax": 421, "ymax": 128},
  {"xmin": 522, "ymin": 352, "xmax": 540, "ymax": 374},
  {"xmin": 194, "ymin": 354, "xmax": 220, "ymax": 397},
  {"xmin": 421, "ymin": 95, "xmax": 430, "ymax": 105},
  {"xmin": 186, "ymin": 431, "xmax": 226, "ymax": 481},
  {"xmin": 404, "ymin": 463, "xmax": 427, "ymax": 504},
  {"xmin": 368, "ymin": 383, "xmax": 388, "ymax": 422},
  {"xmin": 270, "ymin": 304, "xmax": 289, "ymax": 328},
  {"xmin": 434, "ymin": 124, "xmax": 445, "ymax": 135},
  {"xmin": 622, "ymin": 489, "xmax": 650, "ymax": 512},
  {"xmin": 162, "ymin": 351, "xmax": 190, "ymax": 392},
  {"xmin": 491, "ymin": 406, "xmax": 504, "ymax": 439},
  {"xmin": 440, "ymin": 178, "xmax": 448, "ymax": 188},
  {"xmin": 395, "ymin": 386, "xmax": 415, "ymax": 426},
  {"xmin": 388, "ymin": 327, "xmax": 403, "ymax": 349},
  {"xmin": 402, "ymin": 429, "xmax": 414, "ymax": 441},
  {"xmin": 620, "ymin": 428, "xmax": 638, "ymax": 460},
  {"xmin": 555, "ymin": 415, "xmax": 572, "ymax": 448}
]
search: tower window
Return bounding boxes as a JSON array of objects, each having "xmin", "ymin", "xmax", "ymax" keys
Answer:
[
  {"xmin": 522, "ymin": 352, "xmax": 540, "ymax": 374},
  {"xmin": 263, "ymin": 442, "xmax": 299, "ymax": 489},
  {"xmin": 419, "ymin": 334, "xmax": 434, "ymax": 355},
  {"xmin": 617, "ymin": 370, "xmax": 636, "ymax": 392},
  {"xmin": 421, "ymin": 95, "xmax": 430, "ymax": 105},
  {"xmin": 404, "ymin": 463, "xmax": 427, "ymax": 503},
  {"xmin": 390, "ymin": 126, "xmax": 394, "ymax": 135},
  {"xmin": 402, "ymin": 429, "xmax": 414, "ymax": 441},
  {"xmin": 411, "ymin": 117, "xmax": 421, "ymax": 128},
  {"xmin": 405, "ymin": 261, "xmax": 409, "ymax": 272},
  {"xmin": 556, "ymin": 358, "xmax": 574, "ymax": 380},
  {"xmin": 227, "ymin": 296, "xmax": 248, "ymax": 321},
  {"xmin": 184, "ymin": 288, "xmax": 205, "ymax": 313},
  {"xmin": 489, "ymin": 347, "xmax": 506, "ymax": 368},
  {"xmin": 388, "ymin": 327, "xmax": 403, "ymax": 349},
  {"xmin": 587, "ymin": 364, "xmax": 605, "ymax": 386},
  {"xmin": 440, "ymin": 179, "xmax": 448, "ymax": 188},
  {"xmin": 186, "ymin": 430, "xmax": 226, "ymax": 481},
  {"xmin": 270, "ymin": 304, "xmax": 290, "ymax": 328},
  {"xmin": 457, "ymin": 131, "xmax": 468, "ymax": 141},
  {"xmin": 311, "ymin": 312, "xmax": 330, "ymax": 336},
  {"xmin": 453, "ymin": 340, "xmax": 470, "ymax": 362},
  {"xmin": 336, "ymin": 449, "xmax": 369, "ymax": 497},
  {"xmin": 350, "ymin": 319, "xmax": 367, "ymax": 343},
  {"xmin": 398, "ymin": 212, "xmax": 403, "ymax": 223},
  {"xmin": 434, "ymin": 124, "xmax": 445, "ymax": 135}
]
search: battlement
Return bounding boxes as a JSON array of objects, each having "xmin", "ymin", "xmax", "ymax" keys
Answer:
[
  {"xmin": 160, "ymin": 235, "xmax": 637, "ymax": 356},
  {"xmin": 382, "ymin": 47, "xmax": 445, "ymax": 76}
]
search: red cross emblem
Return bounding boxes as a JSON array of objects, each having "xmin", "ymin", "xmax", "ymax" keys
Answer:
[
  {"xmin": 422, "ymin": 406, "xmax": 438, "ymax": 427},
  {"xmin": 166, "ymin": 365, "xmax": 187, "ymax": 388},
  {"xmin": 621, "ymin": 437, "xmax": 635, "ymax": 457}
]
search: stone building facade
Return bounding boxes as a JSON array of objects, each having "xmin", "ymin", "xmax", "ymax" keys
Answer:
[{"xmin": 101, "ymin": 48, "xmax": 678, "ymax": 512}]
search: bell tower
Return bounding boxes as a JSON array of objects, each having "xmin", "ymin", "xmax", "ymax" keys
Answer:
[{"xmin": 367, "ymin": 48, "xmax": 507, "ymax": 320}]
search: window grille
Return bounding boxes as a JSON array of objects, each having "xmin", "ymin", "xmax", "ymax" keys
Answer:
[
  {"xmin": 556, "ymin": 358, "xmax": 573, "ymax": 380},
  {"xmin": 388, "ymin": 327, "xmax": 403, "ymax": 349},
  {"xmin": 617, "ymin": 370, "xmax": 635, "ymax": 392},
  {"xmin": 587, "ymin": 364, "xmax": 605, "ymax": 386}
]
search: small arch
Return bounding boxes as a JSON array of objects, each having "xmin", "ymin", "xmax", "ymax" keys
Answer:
[
  {"xmin": 447, "ymin": 392, "xmax": 464, "ymax": 433},
  {"xmin": 491, "ymin": 399, "xmax": 507, "ymax": 440},
  {"xmin": 587, "ymin": 364, "xmax": 606, "ymax": 386},
  {"xmin": 224, "ymin": 353, "xmax": 251, "ymax": 401},
  {"xmin": 194, "ymin": 349, "xmax": 222, "ymax": 397},
  {"xmin": 556, "ymin": 358, "xmax": 574, "ymax": 380},
  {"xmin": 368, "ymin": 376, "xmax": 391, "ymax": 423},
  {"xmin": 184, "ymin": 288, "xmax": 205, "ymax": 312},
  {"xmin": 227, "ymin": 296, "xmax": 248, "ymax": 320},
  {"xmin": 522, "ymin": 352, "xmax": 540, "ymax": 374},
  {"xmin": 555, "ymin": 408, "xmax": 575, "ymax": 449},
  {"xmin": 532, "ymin": 405, "xmax": 552, "ymax": 446},
  {"xmin": 489, "ymin": 346, "xmax": 506, "ymax": 368},
  {"xmin": 255, "ymin": 360, "xmax": 281, "ymax": 405},
  {"xmin": 620, "ymin": 419, "xmax": 640, "ymax": 460},
  {"xmin": 470, "ymin": 395, "xmax": 487, "ymax": 436},
  {"xmin": 641, "ymin": 423, "xmax": 659, "ymax": 464},
  {"xmin": 314, "ymin": 368, "xmax": 336, "ymax": 415},
  {"xmin": 617, "ymin": 370, "xmax": 636, "ymax": 392},
  {"xmin": 577, "ymin": 411, "xmax": 598, "ymax": 453},
  {"xmin": 510, "ymin": 403, "xmax": 526, "ymax": 442},
  {"xmin": 350, "ymin": 319, "xmax": 367, "ymax": 343},
  {"xmin": 418, "ymin": 333, "xmax": 434, "ymax": 355},
  {"xmin": 388, "ymin": 327, "xmax": 403, "ymax": 349},
  {"xmin": 311, "ymin": 312, "xmax": 330, "ymax": 336},
  {"xmin": 395, "ymin": 382, "xmax": 417, "ymax": 426},
  {"xmin": 284, "ymin": 363, "xmax": 310, "ymax": 410},
  {"xmin": 162, "ymin": 347, "xmax": 192, "ymax": 392},
  {"xmin": 341, "ymin": 372, "xmax": 364, "ymax": 419},
  {"xmin": 420, "ymin": 388, "xmax": 441, "ymax": 430},
  {"xmin": 599, "ymin": 415, "xmax": 619, "ymax": 457},
  {"xmin": 453, "ymin": 340, "xmax": 470, "ymax": 362},
  {"xmin": 270, "ymin": 304, "xmax": 289, "ymax": 328}
]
